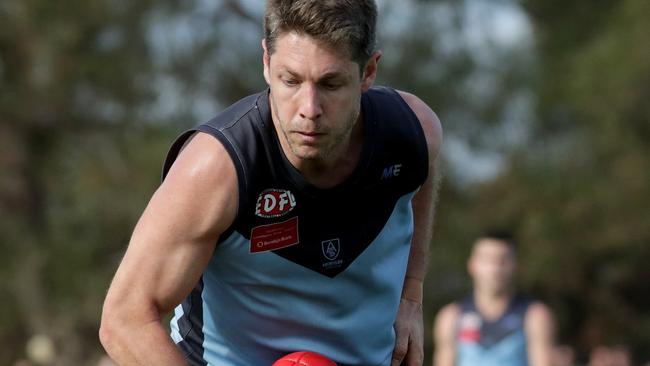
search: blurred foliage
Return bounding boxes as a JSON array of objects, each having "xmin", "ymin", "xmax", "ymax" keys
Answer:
[
  {"xmin": 0, "ymin": 0, "xmax": 194, "ymax": 363},
  {"xmin": 0, "ymin": 0, "xmax": 648, "ymax": 364}
]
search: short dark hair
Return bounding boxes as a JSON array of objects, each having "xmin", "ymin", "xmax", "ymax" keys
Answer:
[
  {"xmin": 478, "ymin": 229, "xmax": 517, "ymax": 250},
  {"xmin": 264, "ymin": 0, "xmax": 378, "ymax": 67}
]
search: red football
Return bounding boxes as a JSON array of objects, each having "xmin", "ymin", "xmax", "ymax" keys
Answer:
[{"xmin": 272, "ymin": 351, "xmax": 337, "ymax": 366}]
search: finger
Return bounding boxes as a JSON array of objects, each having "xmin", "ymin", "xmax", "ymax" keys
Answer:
[
  {"xmin": 391, "ymin": 332, "xmax": 408, "ymax": 366},
  {"xmin": 404, "ymin": 338, "xmax": 424, "ymax": 366}
]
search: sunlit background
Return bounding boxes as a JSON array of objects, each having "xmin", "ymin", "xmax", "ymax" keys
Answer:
[{"xmin": 1, "ymin": 0, "xmax": 648, "ymax": 365}]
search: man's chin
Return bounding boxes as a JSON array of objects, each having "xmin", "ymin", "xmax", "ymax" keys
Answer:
[
  {"xmin": 295, "ymin": 152, "xmax": 325, "ymax": 161},
  {"xmin": 290, "ymin": 146, "xmax": 327, "ymax": 161}
]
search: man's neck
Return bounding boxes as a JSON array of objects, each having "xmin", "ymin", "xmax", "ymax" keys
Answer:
[{"xmin": 474, "ymin": 289, "xmax": 514, "ymax": 322}]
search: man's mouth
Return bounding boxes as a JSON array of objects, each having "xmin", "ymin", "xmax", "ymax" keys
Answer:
[{"xmin": 296, "ymin": 131, "xmax": 323, "ymax": 137}]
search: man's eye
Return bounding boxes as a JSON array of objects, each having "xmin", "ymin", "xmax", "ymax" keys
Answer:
[
  {"xmin": 320, "ymin": 80, "xmax": 345, "ymax": 90},
  {"xmin": 322, "ymin": 83, "xmax": 341, "ymax": 90},
  {"xmin": 282, "ymin": 79, "xmax": 299, "ymax": 87}
]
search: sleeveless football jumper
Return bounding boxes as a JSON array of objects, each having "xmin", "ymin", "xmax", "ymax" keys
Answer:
[
  {"xmin": 163, "ymin": 86, "xmax": 429, "ymax": 366},
  {"xmin": 456, "ymin": 295, "xmax": 532, "ymax": 366}
]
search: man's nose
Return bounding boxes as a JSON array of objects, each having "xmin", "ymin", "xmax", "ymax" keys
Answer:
[{"xmin": 298, "ymin": 84, "xmax": 323, "ymax": 120}]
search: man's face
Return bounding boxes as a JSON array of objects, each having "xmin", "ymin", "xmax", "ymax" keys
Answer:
[
  {"xmin": 468, "ymin": 239, "xmax": 516, "ymax": 295},
  {"xmin": 263, "ymin": 32, "xmax": 377, "ymax": 163}
]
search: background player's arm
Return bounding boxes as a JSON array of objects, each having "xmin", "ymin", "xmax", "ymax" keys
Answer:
[
  {"xmin": 99, "ymin": 132, "xmax": 238, "ymax": 365},
  {"xmin": 525, "ymin": 302, "xmax": 556, "ymax": 366},
  {"xmin": 433, "ymin": 303, "xmax": 459, "ymax": 366},
  {"xmin": 391, "ymin": 91, "xmax": 443, "ymax": 366}
]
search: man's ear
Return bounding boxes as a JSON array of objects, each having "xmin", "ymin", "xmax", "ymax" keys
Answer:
[
  {"xmin": 360, "ymin": 50, "xmax": 382, "ymax": 91},
  {"xmin": 262, "ymin": 39, "xmax": 271, "ymax": 85},
  {"xmin": 467, "ymin": 257, "xmax": 475, "ymax": 277}
]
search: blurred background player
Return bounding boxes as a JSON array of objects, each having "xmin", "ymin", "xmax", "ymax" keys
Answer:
[{"xmin": 433, "ymin": 231, "xmax": 555, "ymax": 366}]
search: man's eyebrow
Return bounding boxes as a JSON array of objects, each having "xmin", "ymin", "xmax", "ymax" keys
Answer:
[
  {"xmin": 277, "ymin": 67, "xmax": 349, "ymax": 82},
  {"xmin": 318, "ymin": 71, "xmax": 346, "ymax": 81},
  {"xmin": 278, "ymin": 67, "xmax": 300, "ymax": 78}
]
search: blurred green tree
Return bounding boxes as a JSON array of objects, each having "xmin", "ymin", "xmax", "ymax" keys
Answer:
[{"xmin": 0, "ymin": 0, "xmax": 205, "ymax": 363}]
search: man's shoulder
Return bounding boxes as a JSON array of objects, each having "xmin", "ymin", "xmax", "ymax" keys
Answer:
[
  {"xmin": 364, "ymin": 86, "xmax": 443, "ymax": 162},
  {"xmin": 395, "ymin": 90, "xmax": 443, "ymax": 151},
  {"xmin": 202, "ymin": 90, "xmax": 268, "ymax": 131},
  {"xmin": 434, "ymin": 302, "xmax": 462, "ymax": 336},
  {"xmin": 523, "ymin": 300, "xmax": 555, "ymax": 342},
  {"xmin": 436, "ymin": 302, "xmax": 462, "ymax": 320},
  {"xmin": 162, "ymin": 90, "xmax": 266, "ymax": 183},
  {"xmin": 525, "ymin": 301, "xmax": 554, "ymax": 320}
]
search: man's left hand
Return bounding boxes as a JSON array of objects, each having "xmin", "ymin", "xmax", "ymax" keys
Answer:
[{"xmin": 391, "ymin": 297, "xmax": 424, "ymax": 366}]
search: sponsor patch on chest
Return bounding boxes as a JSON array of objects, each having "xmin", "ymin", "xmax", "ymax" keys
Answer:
[{"xmin": 250, "ymin": 216, "xmax": 299, "ymax": 253}]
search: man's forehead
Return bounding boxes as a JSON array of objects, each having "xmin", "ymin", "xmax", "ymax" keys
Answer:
[
  {"xmin": 269, "ymin": 32, "xmax": 357, "ymax": 73},
  {"xmin": 472, "ymin": 239, "xmax": 514, "ymax": 256},
  {"xmin": 274, "ymin": 31, "xmax": 351, "ymax": 56}
]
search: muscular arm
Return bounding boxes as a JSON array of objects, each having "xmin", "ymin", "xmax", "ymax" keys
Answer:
[
  {"xmin": 402, "ymin": 91, "xmax": 443, "ymax": 293},
  {"xmin": 391, "ymin": 91, "xmax": 443, "ymax": 366},
  {"xmin": 433, "ymin": 304, "xmax": 459, "ymax": 366},
  {"xmin": 525, "ymin": 302, "xmax": 556, "ymax": 366},
  {"xmin": 99, "ymin": 132, "xmax": 238, "ymax": 365}
]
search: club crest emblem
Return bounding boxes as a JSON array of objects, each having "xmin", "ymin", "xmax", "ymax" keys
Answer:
[{"xmin": 321, "ymin": 239, "xmax": 340, "ymax": 261}]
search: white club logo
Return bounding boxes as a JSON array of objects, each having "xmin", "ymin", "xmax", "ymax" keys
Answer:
[{"xmin": 321, "ymin": 239, "xmax": 341, "ymax": 261}]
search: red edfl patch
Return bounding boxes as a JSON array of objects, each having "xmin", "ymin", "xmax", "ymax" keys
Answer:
[
  {"xmin": 250, "ymin": 216, "xmax": 299, "ymax": 253},
  {"xmin": 255, "ymin": 189, "xmax": 296, "ymax": 218},
  {"xmin": 458, "ymin": 312, "xmax": 482, "ymax": 343},
  {"xmin": 458, "ymin": 329, "xmax": 481, "ymax": 343}
]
